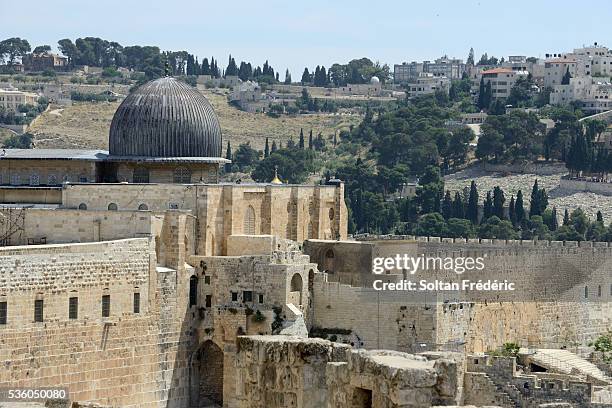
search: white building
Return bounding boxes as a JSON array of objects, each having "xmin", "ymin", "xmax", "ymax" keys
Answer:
[
  {"xmin": 0, "ymin": 86, "xmax": 39, "ymax": 112},
  {"xmin": 478, "ymin": 68, "xmax": 528, "ymax": 99},
  {"xmin": 394, "ymin": 56, "xmax": 465, "ymax": 84},
  {"xmin": 405, "ymin": 73, "xmax": 450, "ymax": 97},
  {"xmin": 337, "ymin": 76, "xmax": 382, "ymax": 96}
]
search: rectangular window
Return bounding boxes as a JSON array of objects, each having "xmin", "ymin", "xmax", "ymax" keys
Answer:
[
  {"xmin": 205, "ymin": 295, "xmax": 212, "ymax": 308},
  {"xmin": 231, "ymin": 292, "xmax": 238, "ymax": 302},
  {"xmin": 243, "ymin": 291, "xmax": 253, "ymax": 303},
  {"xmin": 204, "ymin": 276, "xmax": 211, "ymax": 285},
  {"xmin": 0, "ymin": 301, "xmax": 6, "ymax": 325},
  {"xmin": 258, "ymin": 294, "xmax": 264, "ymax": 304},
  {"xmin": 102, "ymin": 295, "xmax": 110, "ymax": 317},
  {"xmin": 34, "ymin": 299, "xmax": 44, "ymax": 322},
  {"xmin": 133, "ymin": 293, "xmax": 140, "ymax": 314},
  {"xmin": 68, "ymin": 297, "xmax": 78, "ymax": 319}
]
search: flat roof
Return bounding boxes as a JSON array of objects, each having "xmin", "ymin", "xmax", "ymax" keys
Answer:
[
  {"xmin": 0, "ymin": 149, "xmax": 108, "ymax": 161},
  {"xmin": 0, "ymin": 149, "xmax": 230, "ymax": 163}
]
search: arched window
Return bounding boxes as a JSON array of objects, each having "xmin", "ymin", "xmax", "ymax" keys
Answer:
[
  {"xmin": 173, "ymin": 167, "xmax": 192, "ymax": 183},
  {"xmin": 189, "ymin": 275, "xmax": 198, "ymax": 307},
  {"xmin": 244, "ymin": 205, "xmax": 256, "ymax": 235},
  {"xmin": 329, "ymin": 208, "xmax": 335, "ymax": 220},
  {"xmin": 108, "ymin": 203, "xmax": 118, "ymax": 211},
  {"xmin": 30, "ymin": 174, "xmax": 40, "ymax": 186},
  {"xmin": 133, "ymin": 166, "xmax": 150, "ymax": 183},
  {"xmin": 47, "ymin": 174, "xmax": 58, "ymax": 186},
  {"xmin": 78, "ymin": 203, "xmax": 87, "ymax": 210},
  {"xmin": 138, "ymin": 203, "xmax": 149, "ymax": 211}
]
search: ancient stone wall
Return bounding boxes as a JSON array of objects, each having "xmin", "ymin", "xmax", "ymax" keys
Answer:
[
  {"xmin": 0, "ymin": 159, "xmax": 98, "ymax": 186},
  {"xmin": 310, "ymin": 237, "xmax": 612, "ymax": 354},
  {"xmin": 115, "ymin": 162, "xmax": 219, "ymax": 184},
  {"xmin": 61, "ymin": 183, "xmax": 347, "ymax": 256},
  {"xmin": 233, "ymin": 336, "xmax": 461, "ymax": 408}
]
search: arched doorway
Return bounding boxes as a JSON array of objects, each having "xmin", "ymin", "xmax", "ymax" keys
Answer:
[
  {"xmin": 290, "ymin": 273, "xmax": 303, "ymax": 306},
  {"xmin": 196, "ymin": 340, "xmax": 224, "ymax": 406}
]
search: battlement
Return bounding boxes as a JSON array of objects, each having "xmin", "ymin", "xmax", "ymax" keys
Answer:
[{"xmin": 353, "ymin": 233, "xmax": 612, "ymax": 250}]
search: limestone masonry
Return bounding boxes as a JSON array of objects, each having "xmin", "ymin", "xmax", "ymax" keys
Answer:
[{"xmin": 0, "ymin": 75, "xmax": 610, "ymax": 408}]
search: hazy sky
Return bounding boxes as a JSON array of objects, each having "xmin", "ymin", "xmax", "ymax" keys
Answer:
[{"xmin": 1, "ymin": 0, "xmax": 610, "ymax": 77}]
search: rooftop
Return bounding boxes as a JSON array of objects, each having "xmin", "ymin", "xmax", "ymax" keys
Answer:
[
  {"xmin": 481, "ymin": 68, "xmax": 515, "ymax": 75},
  {"xmin": 0, "ymin": 149, "xmax": 108, "ymax": 161}
]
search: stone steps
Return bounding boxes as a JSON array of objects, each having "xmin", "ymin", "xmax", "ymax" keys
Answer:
[{"xmin": 528, "ymin": 349, "xmax": 611, "ymax": 384}]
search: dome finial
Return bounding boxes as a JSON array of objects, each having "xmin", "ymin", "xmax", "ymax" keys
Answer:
[{"xmin": 271, "ymin": 166, "xmax": 283, "ymax": 184}]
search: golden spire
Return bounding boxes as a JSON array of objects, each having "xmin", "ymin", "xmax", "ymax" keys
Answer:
[{"xmin": 271, "ymin": 166, "xmax": 283, "ymax": 184}]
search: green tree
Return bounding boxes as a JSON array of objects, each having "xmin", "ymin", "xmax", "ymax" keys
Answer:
[
  {"xmin": 225, "ymin": 141, "xmax": 232, "ymax": 172},
  {"xmin": 561, "ymin": 67, "xmax": 572, "ymax": 85},
  {"xmin": 493, "ymin": 186, "xmax": 505, "ymax": 219},
  {"xmin": 415, "ymin": 213, "xmax": 448, "ymax": 237},
  {"xmin": 452, "ymin": 191, "xmax": 465, "ymax": 219},
  {"xmin": 483, "ymin": 191, "xmax": 493, "ymax": 220},
  {"xmin": 447, "ymin": 218, "xmax": 474, "ymax": 238},
  {"xmin": 467, "ymin": 181, "xmax": 479, "ymax": 224},
  {"xmin": 264, "ymin": 138, "xmax": 270, "ymax": 158},
  {"xmin": 442, "ymin": 191, "xmax": 453, "ymax": 220},
  {"xmin": 233, "ymin": 142, "xmax": 261, "ymax": 171},
  {"xmin": 478, "ymin": 216, "xmax": 519, "ymax": 239},
  {"xmin": 284, "ymin": 69, "xmax": 291, "ymax": 84},
  {"xmin": 298, "ymin": 129, "xmax": 305, "ymax": 149}
]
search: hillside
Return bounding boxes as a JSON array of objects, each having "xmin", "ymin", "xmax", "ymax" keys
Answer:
[{"xmin": 27, "ymin": 89, "xmax": 361, "ymax": 151}]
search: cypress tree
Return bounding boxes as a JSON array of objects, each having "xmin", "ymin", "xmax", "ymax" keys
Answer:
[
  {"xmin": 333, "ymin": 131, "xmax": 338, "ymax": 147},
  {"xmin": 509, "ymin": 196, "xmax": 516, "ymax": 226},
  {"xmin": 308, "ymin": 130, "xmax": 313, "ymax": 150},
  {"xmin": 493, "ymin": 186, "xmax": 505, "ymax": 219},
  {"xmin": 264, "ymin": 137, "xmax": 270, "ymax": 158},
  {"xmin": 271, "ymin": 140, "xmax": 277, "ymax": 153},
  {"xmin": 563, "ymin": 209, "xmax": 570, "ymax": 226},
  {"xmin": 561, "ymin": 66, "xmax": 571, "ymax": 85},
  {"xmin": 530, "ymin": 180, "xmax": 541, "ymax": 217},
  {"xmin": 225, "ymin": 141, "xmax": 232, "ymax": 172},
  {"xmin": 299, "ymin": 129, "xmax": 305, "ymax": 149},
  {"xmin": 477, "ymin": 77, "xmax": 485, "ymax": 110},
  {"xmin": 515, "ymin": 190, "xmax": 525, "ymax": 225},
  {"xmin": 551, "ymin": 207, "xmax": 559, "ymax": 231},
  {"xmin": 597, "ymin": 211, "xmax": 603, "ymax": 223},
  {"xmin": 442, "ymin": 191, "xmax": 453, "ymax": 220},
  {"xmin": 467, "ymin": 181, "xmax": 479, "ymax": 224},
  {"xmin": 483, "ymin": 191, "xmax": 493, "ymax": 220},
  {"xmin": 452, "ymin": 191, "xmax": 465, "ymax": 219}
]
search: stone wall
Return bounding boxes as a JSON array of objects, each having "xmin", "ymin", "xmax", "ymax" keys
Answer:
[
  {"xmin": 61, "ymin": 183, "xmax": 347, "ymax": 255},
  {"xmin": 559, "ymin": 178, "xmax": 612, "ymax": 196},
  {"xmin": 114, "ymin": 162, "xmax": 219, "ymax": 184},
  {"xmin": 309, "ymin": 237, "xmax": 612, "ymax": 354},
  {"xmin": 233, "ymin": 336, "xmax": 461, "ymax": 408},
  {"xmin": 0, "ymin": 159, "xmax": 98, "ymax": 186}
]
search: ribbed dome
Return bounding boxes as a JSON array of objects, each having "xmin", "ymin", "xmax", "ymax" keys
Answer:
[{"xmin": 109, "ymin": 77, "xmax": 222, "ymax": 157}]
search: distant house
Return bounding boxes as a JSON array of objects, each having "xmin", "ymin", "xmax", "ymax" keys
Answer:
[
  {"xmin": 405, "ymin": 73, "xmax": 450, "ymax": 97},
  {"xmin": 22, "ymin": 53, "xmax": 68, "ymax": 72},
  {"xmin": 0, "ymin": 85, "xmax": 39, "ymax": 112}
]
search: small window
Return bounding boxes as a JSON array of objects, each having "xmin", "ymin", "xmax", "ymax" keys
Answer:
[
  {"xmin": 243, "ymin": 291, "xmax": 253, "ymax": 303},
  {"xmin": 30, "ymin": 174, "xmax": 40, "ymax": 186},
  {"xmin": 329, "ymin": 208, "xmax": 335, "ymax": 220},
  {"xmin": 258, "ymin": 294, "xmax": 264, "ymax": 304},
  {"xmin": 47, "ymin": 175, "xmax": 58, "ymax": 185},
  {"xmin": 101, "ymin": 295, "xmax": 110, "ymax": 317},
  {"xmin": 189, "ymin": 276, "xmax": 198, "ymax": 307},
  {"xmin": 173, "ymin": 167, "xmax": 191, "ymax": 183},
  {"xmin": 78, "ymin": 203, "xmax": 87, "ymax": 210},
  {"xmin": 133, "ymin": 167, "xmax": 150, "ymax": 183},
  {"xmin": 68, "ymin": 297, "xmax": 78, "ymax": 319},
  {"xmin": 79, "ymin": 176, "xmax": 88, "ymax": 183},
  {"xmin": 107, "ymin": 203, "xmax": 118, "ymax": 211},
  {"xmin": 205, "ymin": 295, "xmax": 212, "ymax": 308},
  {"xmin": 138, "ymin": 203, "xmax": 148, "ymax": 211},
  {"xmin": 0, "ymin": 301, "xmax": 6, "ymax": 324},
  {"xmin": 34, "ymin": 299, "xmax": 44, "ymax": 322},
  {"xmin": 598, "ymin": 285, "xmax": 602, "ymax": 297},
  {"xmin": 204, "ymin": 276, "xmax": 211, "ymax": 285},
  {"xmin": 585, "ymin": 286, "xmax": 589, "ymax": 299},
  {"xmin": 133, "ymin": 293, "xmax": 140, "ymax": 314},
  {"xmin": 231, "ymin": 292, "xmax": 238, "ymax": 302}
]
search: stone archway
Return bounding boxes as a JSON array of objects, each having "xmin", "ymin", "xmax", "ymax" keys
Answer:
[
  {"xmin": 290, "ymin": 273, "xmax": 303, "ymax": 306},
  {"xmin": 197, "ymin": 340, "xmax": 224, "ymax": 406}
]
